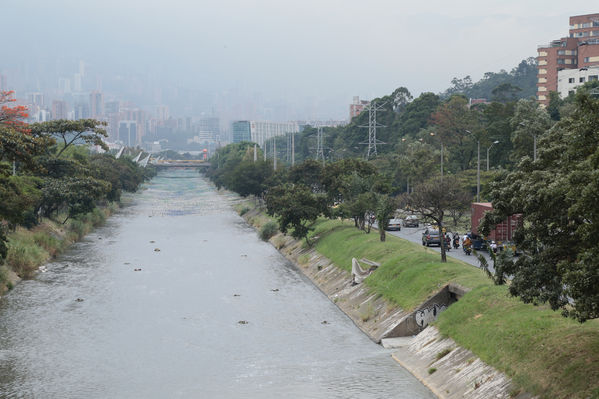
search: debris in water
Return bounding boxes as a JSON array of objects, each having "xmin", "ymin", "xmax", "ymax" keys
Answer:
[
  {"xmin": 271, "ymin": 288, "xmax": 279, "ymax": 292},
  {"xmin": 134, "ymin": 268, "xmax": 142, "ymax": 271},
  {"xmin": 321, "ymin": 320, "xmax": 328, "ymax": 324},
  {"xmin": 98, "ymin": 237, "xmax": 102, "ymax": 240},
  {"xmin": 154, "ymin": 248, "xmax": 161, "ymax": 252},
  {"xmin": 150, "ymin": 240, "xmax": 155, "ymax": 243},
  {"xmin": 124, "ymin": 262, "xmax": 130, "ymax": 265},
  {"xmin": 75, "ymin": 298, "xmax": 84, "ymax": 302},
  {"xmin": 233, "ymin": 294, "xmax": 241, "ymax": 297},
  {"xmin": 238, "ymin": 320, "xmax": 249, "ymax": 324},
  {"xmin": 240, "ymin": 254, "xmax": 247, "ymax": 257}
]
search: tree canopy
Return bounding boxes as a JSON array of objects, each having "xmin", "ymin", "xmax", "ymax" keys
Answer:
[{"xmin": 480, "ymin": 92, "xmax": 599, "ymax": 322}]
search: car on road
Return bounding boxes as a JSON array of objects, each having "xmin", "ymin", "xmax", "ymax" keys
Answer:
[
  {"xmin": 386, "ymin": 218, "xmax": 402, "ymax": 231},
  {"xmin": 422, "ymin": 228, "xmax": 442, "ymax": 246},
  {"xmin": 403, "ymin": 215, "xmax": 419, "ymax": 227}
]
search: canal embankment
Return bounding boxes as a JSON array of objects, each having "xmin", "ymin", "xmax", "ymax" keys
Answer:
[
  {"xmin": 0, "ymin": 203, "xmax": 119, "ymax": 296},
  {"xmin": 237, "ymin": 201, "xmax": 599, "ymax": 399}
]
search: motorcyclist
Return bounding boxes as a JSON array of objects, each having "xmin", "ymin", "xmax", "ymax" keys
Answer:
[{"xmin": 463, "ymin": 236, "xmax": 472, "ymax": 255}]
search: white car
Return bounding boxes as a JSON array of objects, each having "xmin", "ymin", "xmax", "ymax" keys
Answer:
[{"xmin": 386, "ymin": 218, "xmax": 402, "ymax": 231}]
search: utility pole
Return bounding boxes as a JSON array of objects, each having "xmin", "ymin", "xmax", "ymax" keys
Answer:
[
  {"xmin": 273, "ymin": 139, "xmax": 277, "ymax": 170},
  {"xmin": 291, "ymin": 131, "xmax": 295, "ymax": 166},
  {"xmin": 315, "ymin": 126, "xmax": 325, "ymax": 164},
  {"xmin": 359, "ymin": 101, "xmax": 386, "ymax": 158},
  {"xmin": 476, "ymin": 139, "xmax": 480, "ymax": 202}
]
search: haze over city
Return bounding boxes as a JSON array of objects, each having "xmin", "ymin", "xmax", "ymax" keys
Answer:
[{"xmin": 2, "ymin": 0, "xmax": 598, "ymax": 121}]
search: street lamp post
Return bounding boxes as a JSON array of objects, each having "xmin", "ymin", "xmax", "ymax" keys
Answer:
[
  {"xmin": 466, "ymin": 130, "xmax": 480, "ymax": 202},
  {"xmin": 486, "ymin": 140, "xmax": 499, "ymax": 171}
]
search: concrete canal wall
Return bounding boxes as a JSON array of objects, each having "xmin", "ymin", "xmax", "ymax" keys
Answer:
[{"xmin": 239, "ymin": 208, "xmax": 533, "ymax": 399}]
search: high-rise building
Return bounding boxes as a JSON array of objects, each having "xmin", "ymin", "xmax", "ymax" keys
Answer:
[
  {"xmin": 52, "ymin": 100, "xmax": 68, "ymax": 120},
  {"xmin": 119, "ymin": 121, "xmax": 138, "ymax": 147},
  {"xmin": 537, "ymin": 13, "xmax": 599, "ymax": 105},
  {"xmin": 349, "ymin": 96, "xmax": 370, "ymax": 120},
  {"xmin": 73, "ymin": 102, "xmax": 90, "ymax": 120},
  {"xmin": 197, "ymin": 117, "xmax": 220, "ymax": 140},
  {"xmin": 0, "ymin": 74, "xmax": 7, "ymax": 91},
  {"xmin": 28, "ymin": 92, "xmax": 45, "ymax": 107},
  {"xmin": 89, "ymin": 91, "xmax": 104, "ymax": 118},
  {"xmin": 156, "ymin": 105, "xmax": 169, "ymax": 121},
  {"xmin": 232, "ymin": 121, "xmax": 251, "ymax": 143},
  {"xmin": 249, "ymin": 121, "xmax": 299, "ymax": 147}
]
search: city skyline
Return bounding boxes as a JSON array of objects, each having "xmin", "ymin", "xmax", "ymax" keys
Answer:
[{"xmin": 2, "ymin": 2, "xmax": 598, "ymax": 122}]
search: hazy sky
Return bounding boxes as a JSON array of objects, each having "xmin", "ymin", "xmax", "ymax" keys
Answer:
[{"xmin": 2, "ymin": 1, "xmax": 598, "ymax": 119}]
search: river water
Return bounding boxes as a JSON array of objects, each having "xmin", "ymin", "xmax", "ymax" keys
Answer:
[{"xmin": 0, "ymin": 169, "xmax": 434, "ymax": 399}]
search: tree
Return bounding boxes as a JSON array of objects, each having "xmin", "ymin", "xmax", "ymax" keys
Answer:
[
  {"xmin": 509, "ymin": 99, "xmax": 552, "ymax": 162},
  {"xmin": 375, "ymin": 194, "xmax": 397, "ymax": 242},
  {"xmin": 404, "ymin": 176, "xmax": 471, "ymax": 262},
  {"xmin": 265, "ymin": 183, "xmax": 327, "ymax": 245},
  {"xmin": 39, "ymin": 177, "xmax": 110, "ymax": 223},
  {"xmin": 0, "ymin": 91, "xmax": 54, "ymax": 171},
  {"xmin": 480, "ymin": 92, "xmax": 599, "ymax": 322},
  {"xmin": 29, "ymin": 119, "xmax": 108, "ymax": 157},
  {"xmin": 491, "ymin": 83, "xmax": 522, "ymax": 103},
  {"xmin": 429, "ymin": 95, "xmax": 481, "ymax": 171},
  {"xmin": 391, "ymin": 87, "xmax": 413, "ymax": 113}
]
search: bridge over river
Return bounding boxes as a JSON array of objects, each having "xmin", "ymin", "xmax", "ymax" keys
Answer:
[{"xmin": 151, "ymin": 159, "xmax": 211, "ymax": 169}]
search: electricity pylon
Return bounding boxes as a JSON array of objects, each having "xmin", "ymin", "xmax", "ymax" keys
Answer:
[{"xmin": 359, "ymin": 101, "xmax": 386, "ymax": 158}]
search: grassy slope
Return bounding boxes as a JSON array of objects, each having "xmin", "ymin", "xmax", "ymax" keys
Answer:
[{"xmin": 309, "ymin": 218, "xmax": 599, "ymax": 399}]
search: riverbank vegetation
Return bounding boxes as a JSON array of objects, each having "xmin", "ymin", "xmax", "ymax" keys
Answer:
[
  {"xmin": 0, "ymin": 90, "xmax": 155, "ymax": 293},
  {"xmin": 207, "ymin": 78, "xmax": 599, "ymax": 322},
  {"xmin": 238, "ymin": 201, "xmax": 599, "ymax": 399}
]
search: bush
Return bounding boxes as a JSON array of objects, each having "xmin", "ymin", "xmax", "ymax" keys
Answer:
[
  {"xmin": 68, "ymin": 219, "xmax": 88, "ymax": 240},
  {"xmin": 239, "ymin": 206, "xmax": 250, "ymax": 216},
  {"xmin": 6, "ymin": 240, "xmax": 48, "ymax": 278},
  {"xmin": 259, "ymin": 221, "xmax": 278, "ymax": 241},
  {"xmin": 32, "ymin": 232, "xmax": 64, "ymax": 257}
]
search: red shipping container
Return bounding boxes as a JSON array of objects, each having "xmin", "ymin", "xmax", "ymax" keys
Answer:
[{"xmin": 471, "ymin": 202, "xmax": 519, "ymax": 243}]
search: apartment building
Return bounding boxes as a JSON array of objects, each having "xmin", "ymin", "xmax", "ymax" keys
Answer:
[{"xmin": 537, "ymin": 13, "xmax": 599, "ymax": 105}]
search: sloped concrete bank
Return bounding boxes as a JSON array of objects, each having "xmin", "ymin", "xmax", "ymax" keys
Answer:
[{"xmin": 240, "ymin": 209, "xmax": 532, "ymax": 399}]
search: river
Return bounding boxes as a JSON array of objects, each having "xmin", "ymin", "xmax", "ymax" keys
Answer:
[{"xmin": 0, "ymin": 169, "xmax": 434, "ymax": 399}]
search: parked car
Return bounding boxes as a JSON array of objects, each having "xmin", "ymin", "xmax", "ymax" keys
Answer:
[
  {"xmin": 422, "ymin": 228, "xmax": 442, "ymax": 246},
  {"xmin": 403, "ymin": 215, "xmax": 419, "ymax": 227},
  {"xmin": 386, "ymin": 218, "xmax": 402, "ymax": 231}
]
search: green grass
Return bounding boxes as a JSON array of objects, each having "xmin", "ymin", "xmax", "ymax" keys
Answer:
[
  {"xmin": 305, "ymin": 217, "xmax": 599, "ymax": 399},
  {"xmin": 310, "ymin": 219, "xmax": 489, "ymax": 311}
]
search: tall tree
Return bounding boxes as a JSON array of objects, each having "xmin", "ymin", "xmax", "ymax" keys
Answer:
[
  {"xmin": 29, "ymin": 119, "xmax": 108, "ymax": 157},
  {"xmin": 480, "ymin": 92, "xmax": 599, "ymax": 322},
  {"xmin": 404, "ymin": 176, "xmax": 471, "ymax": 262}
]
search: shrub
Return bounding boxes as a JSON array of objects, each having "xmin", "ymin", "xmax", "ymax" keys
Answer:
[
  {"xmin": 428, "ymin": 367, "xmax": 437, "ymax": 375},
  {"xmin": 272, "ymin": 236, "xmax": 286, "ymax": 249},
  {"xmin": 259, "ymin": 221, "xmax": 279, "ymax": 241},
  {"xmin": 68, "ymin": 219, "xmax": 88, "ymax": 240},
  {"xmin": 6, "ymin": 241, "xmax": 48, "ymax": 278},
  {"xmin": 239, "ymin": 206, "xmax": 250, "ymax": 216},
  {"xmin": 32, "ymin": 232, "xmax": 64, "ymax": 257}
]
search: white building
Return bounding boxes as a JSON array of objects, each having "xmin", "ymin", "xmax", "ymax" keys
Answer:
[
  {"xmin": 249, "ymin": 121, "xmax": 300, "ymax": 147},
  {"xmin": 557, "ymin": 66, "xmax": 599, "ymax": 98}
]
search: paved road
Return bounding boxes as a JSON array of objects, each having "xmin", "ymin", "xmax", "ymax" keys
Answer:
[{"xmin": 383, "ymin": 224, "xmax": 495, "ymax": 273}]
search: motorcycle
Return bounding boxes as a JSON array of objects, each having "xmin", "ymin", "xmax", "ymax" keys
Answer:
[
  {"xmin": 453, "ymin": 237, "xmax": 460, "ymax": 250},
  {"xmin": 463, "ymin": 243, "xmax": 472, "ymax": 255}
]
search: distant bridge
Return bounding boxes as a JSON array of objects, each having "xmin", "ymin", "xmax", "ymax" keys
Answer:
[{"xmin": 151, "ymin": 159, "xmax": 211, "ymax": 169}]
